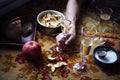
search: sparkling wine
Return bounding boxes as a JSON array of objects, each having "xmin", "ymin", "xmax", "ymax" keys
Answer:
[{"xmin": 80, "ymin": 39, "xmax": 92, "ymax": 56}]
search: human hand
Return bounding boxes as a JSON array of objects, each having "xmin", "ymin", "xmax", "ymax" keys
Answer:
[{"xmin": 56, "ymin": 23, "xmax": 76, "ymax": 45}]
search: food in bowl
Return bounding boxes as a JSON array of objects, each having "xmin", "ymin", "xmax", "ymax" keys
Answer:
[
  {"xmin": 97, "ymin": 51, "xmax": 107, "ymax": 58},
  {"xmin": 37, "ymin": 10, "xmax": 65, "ymax": 28}
]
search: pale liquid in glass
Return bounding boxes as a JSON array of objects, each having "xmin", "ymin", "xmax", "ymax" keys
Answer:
[
  {"xmin": 100, "ymin": 13, "xmax": 110, "ymax": 20},
  {"xmin": 61, "ymin": 19, "xmax": 72, "ymax": 34},
  {"xmin": 61, "ymin": 25, "xmax": 71, "ymax": 34},
  {"xmin": 80, "ymin": 39, "xmax": 93, "ymax": 56}
]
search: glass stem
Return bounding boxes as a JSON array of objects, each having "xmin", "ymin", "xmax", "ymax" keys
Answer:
[{"xmin": 81, "ymin": 55, "xmax": 86, "ymax": 64}]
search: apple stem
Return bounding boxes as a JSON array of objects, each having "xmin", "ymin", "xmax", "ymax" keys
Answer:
[{"xmin": 30, "ymin": 42, "xmax": 34, "ymax": 46}]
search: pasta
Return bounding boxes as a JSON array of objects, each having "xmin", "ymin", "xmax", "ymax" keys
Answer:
[{"xmin": 39, "ymin": 12, "xmax": 63, "ymax": 28}]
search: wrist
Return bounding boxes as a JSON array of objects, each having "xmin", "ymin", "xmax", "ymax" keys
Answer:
[{"xmin": 66, "ymin": 16, "xmax": 76, "ymax": 23}]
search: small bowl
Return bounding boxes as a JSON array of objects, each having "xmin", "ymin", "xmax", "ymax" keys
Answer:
[
  {"xmin": 93, "ymin": 45, "xmax": 119, "ymax": 68},
  {"xmin": 37, "ymin": 10, "xmax": 65, "ymax": 36}
]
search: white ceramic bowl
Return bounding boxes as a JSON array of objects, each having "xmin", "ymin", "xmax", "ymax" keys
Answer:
[{"xmin": 37, "ymin": 10, "xmax": 65, "ymax": 36}]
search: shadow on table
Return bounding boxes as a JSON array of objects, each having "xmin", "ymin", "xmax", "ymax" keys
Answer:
[{"xmin": 96, "ymin": 60, "xmax": 120, "ymax": 76}]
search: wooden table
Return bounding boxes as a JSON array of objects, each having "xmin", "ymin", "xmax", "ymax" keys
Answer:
[{"xmin": 0, "ymin": 5, "xmax": 120, "ymax": 80}]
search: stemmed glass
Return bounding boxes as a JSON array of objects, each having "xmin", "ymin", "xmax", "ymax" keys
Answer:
[
  {"xmin": 95, "ymin": 7, "xmax": 113, "ymax": 44},
  {"xmin": 56, "ymin": 19, "xmax": 72, "ymax": 52},
  {"xmin": 73, "ymin": 26, "xmax": 97, "ymax": 74},
  {"xmin": 99, "ymin": 8, "xmax": 113, "ymax": 22},
  {"xmin": 60, "ymin": 19, "xmax": 72, "ymax": 37}
]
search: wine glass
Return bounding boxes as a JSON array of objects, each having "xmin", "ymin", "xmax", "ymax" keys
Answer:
[
  {"xmin": 100, "ymin": 8, "xmax": 113, "ymax": 22},
  {"xmin": 60, "ymin": 19, "xmax": 72, "ymax": 37},
  {"xmin": 56, "ymin": 19, "xmax": 72, "ymax": 52},
  {"xmin": 95, "ymin": 7, "xmax": 113, "ymax": 44},
  {"xmin": 73, "ymin": 26, "xmax": 97, "ymax": 74}
]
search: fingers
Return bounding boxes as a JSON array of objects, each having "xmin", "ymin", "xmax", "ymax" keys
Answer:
[
  {"xmin": 56, "ymin": 35, "xmax": 60, "ymax": 45},
  {"xmin": 65, "ymin": 35, "xmax": 73, "ymax": 45},
  {"xmin": 56, "ymin": 33, "xmax": 64, "ymax": 45},
  {"xmin": 65, "ymin": 33, "xmax": 76, "ymax": 45},
  {"xmin": 56, "ymin": 33, "xmax": 76, "ymax": 46}
]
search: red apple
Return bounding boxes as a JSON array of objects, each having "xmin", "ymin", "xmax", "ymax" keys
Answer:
[{"xmin": 22, "ymin": 41, "xmax": 42, "ymax": 62}]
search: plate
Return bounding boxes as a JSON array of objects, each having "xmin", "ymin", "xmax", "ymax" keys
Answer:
[{"xmin": 93, "ymin": 45, "xmax": 119, "ymax": 65}]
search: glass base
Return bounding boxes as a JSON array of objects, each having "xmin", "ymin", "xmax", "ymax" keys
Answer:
[{"xmin": 73, "ymin": 62, "xmax": 88, "ymax": 74}]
